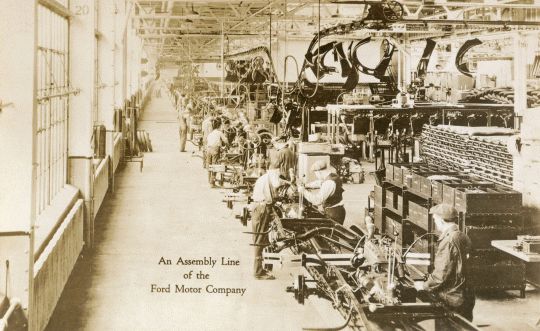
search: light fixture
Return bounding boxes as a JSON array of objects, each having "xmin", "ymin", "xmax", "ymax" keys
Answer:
[
  {"xmin": 307, "ymin": 5, "xmax": 316, "ymax": 26},
  {"xmin": 331, "ymin": 5, "xmax": 340, "ymax": 18}
]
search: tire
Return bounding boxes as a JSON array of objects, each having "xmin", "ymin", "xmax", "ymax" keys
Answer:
[
  {"xmin": 146, "ymin": 132, "xmax": 153, "ymax": 152},
  {"xmin": 137, "ymin": 131, "xmax": 146, "ymax": 152},
  {"xmin": 382, "ymin": 1, "xmax": 404, "ymax": 22}
]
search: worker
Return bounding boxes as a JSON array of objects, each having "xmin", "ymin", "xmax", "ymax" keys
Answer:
[
  {"xmin": 298, "ymin": 160, "xmax": 346, "ymax": 225},
  {"xmin": 237, "ymin": 110, "xmax": 249, "ymax": 127},
  {"xmin": 178, "ymin": 96, "xmax": 191, "ymax": 152},
  {"xmin": 414, "ymin": 204, "xmax": 475, "ymax": 322},
  {"xmin": 250, "ymin": 160, "xmax": 289, "ymax": 280},
  {"xmin": 221, "ymin": 118, "xmax": 232, "ymax": 143},
  {"xmin": 173, "ymin": 89, "xmax": 182, "ymax": 108},
  {"xmin": 205, "ymin": 118, "xmax": 228, "ymax": 187},
  {"xmin": 272, "ymin": 137, "xmax": 296, "ymax": 180},
  {"xmin": 201, "ymin": 112, "xmax": 216, "ymax": 168},
  {"xmin": 202, "ymin": 111, "xmax": 216, "ymax": 140}
]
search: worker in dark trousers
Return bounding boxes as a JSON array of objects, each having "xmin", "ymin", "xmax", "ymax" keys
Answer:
[
  {"xmin": 179, "ymin": 116, "xmax": 188, "ymax": 152},
  {"xmin": 415, "ymin": 204, "xmax": 475, "ymax": 322},
  {"xmin": 178, "ymin": 96, "xmax": 190, "ymax": 152},
  {"xmin": 251, "ymin": 160, "xmax": 287, "ymax": 280},
  {"xmin": 205, "ymin": 118, "xmax": 228, "ymax": 187},
  {"xmin": 298, "ymin": 160, "xmax": 346, "ymax": 225}
]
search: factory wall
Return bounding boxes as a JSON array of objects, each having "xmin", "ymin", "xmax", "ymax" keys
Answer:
[
  {"xmin": 0, "ymin": 1, "xmax": 148, "ymax": 329},
  {"xmin": 0, "ymin": 0, "xmax": 38, "ymax": 322}
]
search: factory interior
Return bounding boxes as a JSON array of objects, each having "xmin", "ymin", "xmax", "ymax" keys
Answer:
[{"xmin": 1, "ymin": 0, "xmax": 540, "ymax": 330}]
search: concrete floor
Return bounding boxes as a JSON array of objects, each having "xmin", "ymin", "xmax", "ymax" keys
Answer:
[{"xmin": 46, "ymin": 94, "xmax": 540, "ymax": 331}]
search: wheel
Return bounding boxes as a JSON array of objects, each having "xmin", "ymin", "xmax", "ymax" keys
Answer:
[
  {"xmin": 146, "ymin": 132, "xmax": 153, "ymax": 152},
  {"xmin": 137, "ymin": 131, "xmax": 144, "ymax": 152},
  {"xmin": 143, "ymin": 131, "xmax": 151, "ymax": 152},
  {"xmin": 382, "ymin": 0, "xmax": 404, "ymax": 22},
  {"xmin": 242, "ymin": 134, "xmax": 261, "ymax": 151},
  {"xmin": 258, "ymin": 131, "xmax": 274, "ymax": 146}
]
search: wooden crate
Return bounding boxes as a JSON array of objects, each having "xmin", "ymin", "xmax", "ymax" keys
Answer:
[
  {"xmin": 441, "ymin": 181, "xmax": 495, "ymax": 207},
  {"xmin": 408, "ymin": 201, "xmax": 429, "ymax": 231},
  {"xmin": 454, "ymin": 185, "xmax": 522, "ymax": 214}
]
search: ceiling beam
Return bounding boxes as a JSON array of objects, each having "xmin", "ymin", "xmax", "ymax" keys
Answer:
[{"xmin": 141, "ymin": 33, "xmax": 280, "ymax": 38}]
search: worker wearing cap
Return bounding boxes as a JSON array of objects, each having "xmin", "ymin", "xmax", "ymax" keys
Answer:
[
  {"xmin": 298, "ymin": 160, "xmax": 346, "ymax": 225},
  {"xmin": 415, "ymin": 204, "xmax": 475, "ymax": 322},
  {"xmin": 250, "ymin": 160, "xmax": 289, "ymax": 280},
  {"xmin": 271, "ymin": 137, "xmax": 296, "ymax": 181}
]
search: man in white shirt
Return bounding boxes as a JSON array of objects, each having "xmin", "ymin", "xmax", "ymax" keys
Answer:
[
  {"xmin": 202, "ymin": 113, "xmax": 215, "ymax": 139},
  {"xmin": 201, "ymin": 112, "xmax": 216, "ymax": 168},
  {"xmin": 298, "ymin": 160, "xmax": 346, "ymax": 225},
  {"xmin": 251, "ymin": 161, "xmax": 288, "ymax": 280},
  {"xmin": 206, "ymin": 119, "xmax": 228, "ymax": 187},
  {"xmin": 174, "ymin": 90, "xmax": 183, "ymax": 109}
]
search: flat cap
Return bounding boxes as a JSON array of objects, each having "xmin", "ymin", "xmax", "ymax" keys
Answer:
[
  {"xmin": 429, "ymin": 204, "xmax": 458, "ymax": 220},
  {"xmin": 311, "ymin": 160, "xmax": 328, "ymax": 172}
]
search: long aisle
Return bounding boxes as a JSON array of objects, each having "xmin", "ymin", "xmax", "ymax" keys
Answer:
[{"xmin": 46, "ymin": 93, "xmax": 344, "ymax": 331}]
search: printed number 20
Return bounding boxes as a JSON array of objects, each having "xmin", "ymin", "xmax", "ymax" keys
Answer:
[{"xmin": 75, "ymin": 5, "xmax": 89, "ymax": 15}]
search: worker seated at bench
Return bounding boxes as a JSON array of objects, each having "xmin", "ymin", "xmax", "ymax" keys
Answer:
[
  {"xmin": 298, "ymin": 160, "xmax": 346, "ymax": 225},
  {"xmin": 414, "ymin": 204, "xmax": 475, "ymax": 322}
]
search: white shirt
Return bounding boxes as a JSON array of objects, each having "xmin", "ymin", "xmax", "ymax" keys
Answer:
[
  {"xmin": 252, "ymin": 169, "xmax": 284, "ymax": 203},
  {"xmin": 202, "ymin": 117, "xmax": 214, "ymax": 138},
  {"xmin": 206, "ymin": 129, "xmax": 227, "ymax": 148},
  {"xmin": 303, "ymin": 171, "xmax": 343, "ymax": 208}
]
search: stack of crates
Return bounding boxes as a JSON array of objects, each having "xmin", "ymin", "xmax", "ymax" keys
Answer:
[
  {"xmin": 375, "ymin": 162, "xmax": 525, "ymax": 294},
  {"xmin": 421, "ymin": 126, "xmax": 469, "ymax": 171},
  {"xmin": 467, "ymin": 135, "xmax": 513, "ymax": 187},
  {"xmin": 421, "ymin": 125, "xmax": 514, "ymax": 187},
  {"xmin": 449, "ymin": 184, "xmax": 525, "ymax": 295}
]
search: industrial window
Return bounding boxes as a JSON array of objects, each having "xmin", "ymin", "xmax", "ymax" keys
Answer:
[{"xmin": 35, "ymin": 5, "xmax": 70, "ymax": 214}]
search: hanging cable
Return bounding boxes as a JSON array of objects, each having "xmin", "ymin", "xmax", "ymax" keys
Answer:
[
  {"xmin": 402, "ymin": 232, "xmax": 438, "ymax": 259},
  {"xmin": 300, "ymin": 0, "xmax": 322, "ymax": 99},
  {"xmin": 269, "ymin": 6, "xmax": 272, "ymax": 58}
]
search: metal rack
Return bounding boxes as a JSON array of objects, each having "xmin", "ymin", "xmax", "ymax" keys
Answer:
[{"xmin": 325, "ymin": 103, "xmax": 514, "ymax": 164}]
